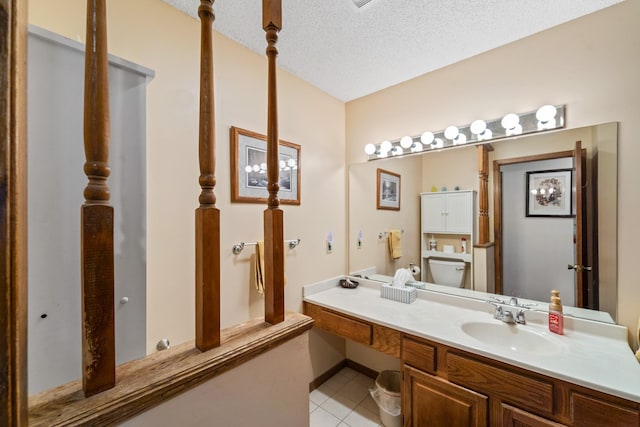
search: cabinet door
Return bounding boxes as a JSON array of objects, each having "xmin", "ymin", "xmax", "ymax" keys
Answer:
[
  {"xmin": 422, "ymin": 194, "xmax": 446, "ymax": 232},
  {"xmin": 501, "ymin": 403, "xmax": 566, "ymax": 427},
  {"xmin": 404, "ymin": 365, "xmax": 488, "ymax": 427},
  {"xmin": 444, "ymin": 192, "xmax": 472, "ymax": 233}
]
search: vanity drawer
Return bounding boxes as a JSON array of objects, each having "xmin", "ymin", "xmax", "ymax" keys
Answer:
[
  {"xmin": 447, "ymin": 352, "xmax": 554, "ymax": 417},
  {"xmin": 303, "ymin": 302, "xmax": 372, "ymax": 346},
  {"xmin": 372, "ymin": 324, "xmax": 401, "ymax": 357},
  {"xmin": 402, "ymin": 336, "xmax": 436, "ymax": 374},
  {"xmin": 570, "ymin": 392, "xmax": 640, "ymax": 427}
]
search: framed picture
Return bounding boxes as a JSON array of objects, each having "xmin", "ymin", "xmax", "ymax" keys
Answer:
[
  {"xmin": 377, "ymin": 168, "xmax": 401, "ymax": 211},
  {"xmin": 526, "ymin": 169, "xmax": 572, "ymax": 217},
  {"xmin": 230, "ymin": 126, "xmax": 301, "ymax": 205}
]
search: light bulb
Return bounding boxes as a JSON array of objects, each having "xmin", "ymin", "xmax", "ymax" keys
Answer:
[
  {"xmin": 444, "ymin": 125, "xmax": 459, "ymax": 140},
  {"xmin": 279, "ymin": 160, "xmax": 286, "ymax": 169},
  {"xmin": 244, "ymin": 165, "xmax": 253, "ymax": 173},
  {"xmin": 420, "ymin": 131, "xmax": 434, "ymax": 145},
  {"xmin": 431, "ymin": 138, "xmax": 444, "ymax": 149},
  {"xmin": 380, "ymin": 140, "xmax": 392, "ymax": 153},
  {"xmin": 364, "ymin": 143, "xmax": 376, "ymax": 155},
  {"xmin": 454, "ymin": 133, "xmax": 467, "ymax": 145},
  {"xmin": 392, "ymin": 146, "xmax": 403, "ymax": 156},
  {"xmin": 252, "ymin": 164, "xmax": 260, "ymax": 172},
  {"xmin": 478, "ymin": 129, "xmax": 493, "ymax": 141},
  {"xmin": 536, "ymin": 105, "xmax": 557, "ymax": 122},
  {"xmin": 501, "ymin": 113, "xmax": 520, "ymax": 130},
  {"xmin": 260, "ymin": 162, "xmax": 267, "ymax": 171},
  {"xmin": 506, "ymin": 123, "xmax": 523, "ymax": 136},
  {"xmin": 400, "ymin": 136, "xmax": 413, "ymax": 148},
  {"xmin": 287, "ymin": 158, "xmax": 296, "ymax": 167},
  {"xmin": 470, "ymin": 119, "xmax": 487, "ymax": 135},
  {"xmin": 411, "ymin": 142, "xmax": 423, "ymax": 152}
]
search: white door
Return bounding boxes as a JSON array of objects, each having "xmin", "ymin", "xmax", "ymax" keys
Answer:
[
  {"xmin": 421, "ymin": 194, "xmax": 446, "ymax": 232},
  {"xmin": 444, "ymin": 192, "xmax": 472, "ymax": 233}
]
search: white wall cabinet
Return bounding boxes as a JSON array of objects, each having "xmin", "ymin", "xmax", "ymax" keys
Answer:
[
  {"xmin": 421, "ymin": 191, "xmax": 473, "ymax": 233},
  {"xmin": 421, "ymin": 191, "xmax": 476, "ymax": 284}
]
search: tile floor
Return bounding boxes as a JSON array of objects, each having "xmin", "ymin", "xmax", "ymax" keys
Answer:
[{"xmin": 309, "ymin": 366, "xmax": 385, "ymax": 427}]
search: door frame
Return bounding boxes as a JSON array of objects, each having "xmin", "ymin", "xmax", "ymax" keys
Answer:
[{"xmin": 492, "ymin": 149, "xmax": 574, "ymax": 296}]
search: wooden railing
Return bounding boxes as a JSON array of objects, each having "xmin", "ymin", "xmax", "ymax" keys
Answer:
[
  {"xmin": 81, "ymin": 0, "xmax": 116, "ymax": 397},
  {"xmin": 195, "ymin": 0, "xmax": 221, "ymax": 352},
  {"xmin": 2, "ymin": 0, "xmax": 290, "ymax": 422}
]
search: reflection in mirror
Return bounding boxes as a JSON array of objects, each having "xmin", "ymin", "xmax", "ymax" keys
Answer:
[{"xmin": 348, "ymin": 123, "xmax": 617, "ymax": 322}]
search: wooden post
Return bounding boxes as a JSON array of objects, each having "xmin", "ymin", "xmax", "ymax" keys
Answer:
[
  {"xmin": 1, "ymin": 0, "xmax": 28, "ymax": 423},
  {"xmin": 195, "ymin": 0, "xmax": 221, "ymax": 351},
  {"xmin": 477, "ymin": 144, "xmax": 493, "ymax": 244},
  {"xmin": 263, "ymin": 0, "xmax": 285, "ymax": 325},
  {"xmin": 81, "ymin": 0, "xmax": 115, "ymax": 397}
]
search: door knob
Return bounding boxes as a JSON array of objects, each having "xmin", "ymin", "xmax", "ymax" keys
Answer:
[{"xmin": 567, "ymin": 264, "xmax": 592, "ymax": 272}]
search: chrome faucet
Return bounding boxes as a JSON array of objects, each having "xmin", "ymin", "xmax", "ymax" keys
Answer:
[{"xmin": 491, "ymin": 303, "xmax": 526, "ymax": 325}]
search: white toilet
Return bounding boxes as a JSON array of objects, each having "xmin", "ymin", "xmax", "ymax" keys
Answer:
[{"xmin": 428, "ymin": 259, "xmax": 466, "ymax": 287}]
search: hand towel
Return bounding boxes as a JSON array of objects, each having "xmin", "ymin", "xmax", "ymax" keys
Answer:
[
  {"xmin": 388, "ymin": 230, "xmax": 402, "ymax": 259},
  {"xmin": 254, "ymin": 240, "xmax": 265, "ymax": 295},
  {"xmin": 253, "ymin": 240, "xmax": 287, "ymax": 295}
]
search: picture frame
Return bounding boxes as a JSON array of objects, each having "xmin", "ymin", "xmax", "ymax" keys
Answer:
[
  {"xmin": 230, "ymin": 126, "xmax": 301, "ymax": 205},
  {"xmin": 526, "ymin": 168, "xmax": 572, "ymax": 217},
  {"xmin": 376, "ymin": 168, "xmax": 401, "ymax": 211}
]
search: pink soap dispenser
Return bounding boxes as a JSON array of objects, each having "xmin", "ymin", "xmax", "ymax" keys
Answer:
[{"xmin": 548, "ymin": 290, "xmax": 564, "ymax": 335}]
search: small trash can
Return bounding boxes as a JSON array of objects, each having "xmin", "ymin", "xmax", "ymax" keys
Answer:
[{"xmin": 369, "ymin": 370, "xmax": 402, "ymax": 427}]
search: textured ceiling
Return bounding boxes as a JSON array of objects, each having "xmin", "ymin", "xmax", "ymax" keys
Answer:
[{"xmin": 161, "ymin": 0, "xmax": 623, "ymax": 102}]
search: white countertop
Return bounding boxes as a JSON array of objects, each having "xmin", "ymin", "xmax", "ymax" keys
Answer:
[{"xmin": 303, "ymin": 277, "xmax": 640, "ymax": 403}]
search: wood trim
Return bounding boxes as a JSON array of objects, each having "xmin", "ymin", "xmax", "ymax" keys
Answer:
[
  {"xmin": 195, "ymin": 0, "xmax": 221, "ymax": 352},
  {"xmin": 309, "ymin": 360, "xmax": 348, "ymax": 392},
  {"xmin": 28, "ymin": 312, "xmax": 313, "ymax": 427},
  {"xmin": 81, "ymin": 0, "xmax": 116, "ymax": 397},
  {"xmin": 308, "ymin": 359, "xmax": 378, "ymax": 392},
  {"xmin": 263, "ymin": 0, "xmax": 285, "ymax": 325},
  {"xmin": 492, "ymin": 149, "xmax": 574, "ymax": 296},
  {"xmin": 0, "ymin": 0, "xmax": 28, "ymax": 423},
  {"xmin": 477, "ymin": 145, "xmax": 491, "ymax": 244},
  {"xmin": 473, "ymin": 242, "xmax": 495, "ymax": 249}
]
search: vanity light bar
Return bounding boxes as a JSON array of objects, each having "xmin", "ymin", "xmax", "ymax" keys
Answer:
[{"xmin": 364, "ymin": 105, "xmax": 565, "ymax": 161}]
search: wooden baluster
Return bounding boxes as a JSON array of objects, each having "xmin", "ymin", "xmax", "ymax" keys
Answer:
[
  {"xmin": 1, "ymin": 0, "xmax": 28, "ymax": 422},
  {"xmin": 195, "ymin": 0, "xmax": 220, "ymax": 351},
  {"xmin": 81, "ymin": 0, "xmax": 115, "ymax": 397},
  {"xmin": 477, "ymin": 144, "xmax": 493, "ymax": 244},
  {"xmin": 263, "ymin": 0, "xmax": 285, "ymax": 325}
]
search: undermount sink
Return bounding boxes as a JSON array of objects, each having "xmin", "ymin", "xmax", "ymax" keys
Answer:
[{"xmin": 459, "ymin": 321, "xmax": 565, "ymax": 355}]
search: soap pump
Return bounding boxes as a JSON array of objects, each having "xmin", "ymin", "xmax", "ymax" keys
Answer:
[{"xmin": 548, "ymin": 289, "xmax": 564, "ymax": 335}]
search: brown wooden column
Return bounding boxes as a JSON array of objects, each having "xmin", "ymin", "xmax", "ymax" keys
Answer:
[
  {"xmin": 263, "ymin": 0, "xmax": 285, "ymax": 325},
  {"xmin": 195, "ymin": 0, "xmax": 221, "ymax": 351},
  {"xmin": 81, "ymin": 0, "xmax": 115, "ymax": 397},
  {"xmin": 1, "ymin": 0, "xmax": 28, "ymax": 423},
  {"xmin": 477, "ymin": 144, "xmax": 493, "ymax": 244}
]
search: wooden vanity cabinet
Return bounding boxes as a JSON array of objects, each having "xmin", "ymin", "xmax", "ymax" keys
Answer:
[
  {"xmin": 402, "ymin": 335, "xmax": 640, "ymax": 427},
  {"xmin": 404, "ymin": 364, "xmax": 488, "ymax": 427},
  {"xmin": 302, "ymin": 302, "xmax": 401, "ymax": 357},
  {"xmin": 303, "ymin": 301, "xmax": 640, "ymax": 426}
]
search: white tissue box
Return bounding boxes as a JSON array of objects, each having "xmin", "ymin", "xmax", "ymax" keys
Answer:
[{"xmin": 381, "ymin": 284, "xmax": 417, "ymax": 304}]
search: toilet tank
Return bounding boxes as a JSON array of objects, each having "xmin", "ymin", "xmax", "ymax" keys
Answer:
[{"xmin": 428, "ymin": 259, "xmax": 466, "ymax": 287}]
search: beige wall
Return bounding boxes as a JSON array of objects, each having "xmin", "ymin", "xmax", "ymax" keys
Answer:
[
  {"xmin": 121, "ymin": 332, "xmax": 311, "ymax": 427},
  {"xmin": 348, "ymin": 155, "xmax": 422, "ymax": 276},
  {"xmin": 29, "ymin": 0, "xmax": 347, "ymax": 361},
  {"xmin": 346, "ymin": 0, "xmax": 640, "ymax": 345}
]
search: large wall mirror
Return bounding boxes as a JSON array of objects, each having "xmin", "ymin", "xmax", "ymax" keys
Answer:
[{"xmin": 348, "ymin": 122, "xmax": 617, "ymax": 322}]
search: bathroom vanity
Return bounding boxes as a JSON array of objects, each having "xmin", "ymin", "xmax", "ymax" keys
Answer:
[{"xmin": 303, "ymin": 279, "xmax": 640, "ymax": 426}]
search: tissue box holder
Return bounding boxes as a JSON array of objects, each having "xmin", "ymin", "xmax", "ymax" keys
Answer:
[{"xmin": 381, "ymin": 284, "xmax": 417, "ymax": 304}]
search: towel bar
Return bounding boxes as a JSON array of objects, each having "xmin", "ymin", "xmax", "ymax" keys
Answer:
[
  {"xmin": 232, "ymin": 238, "xmax": 301, "ymax": 255},
  {"xmin": 378, "ymin": 229, "xmax": 404, "ymax": 240}
]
